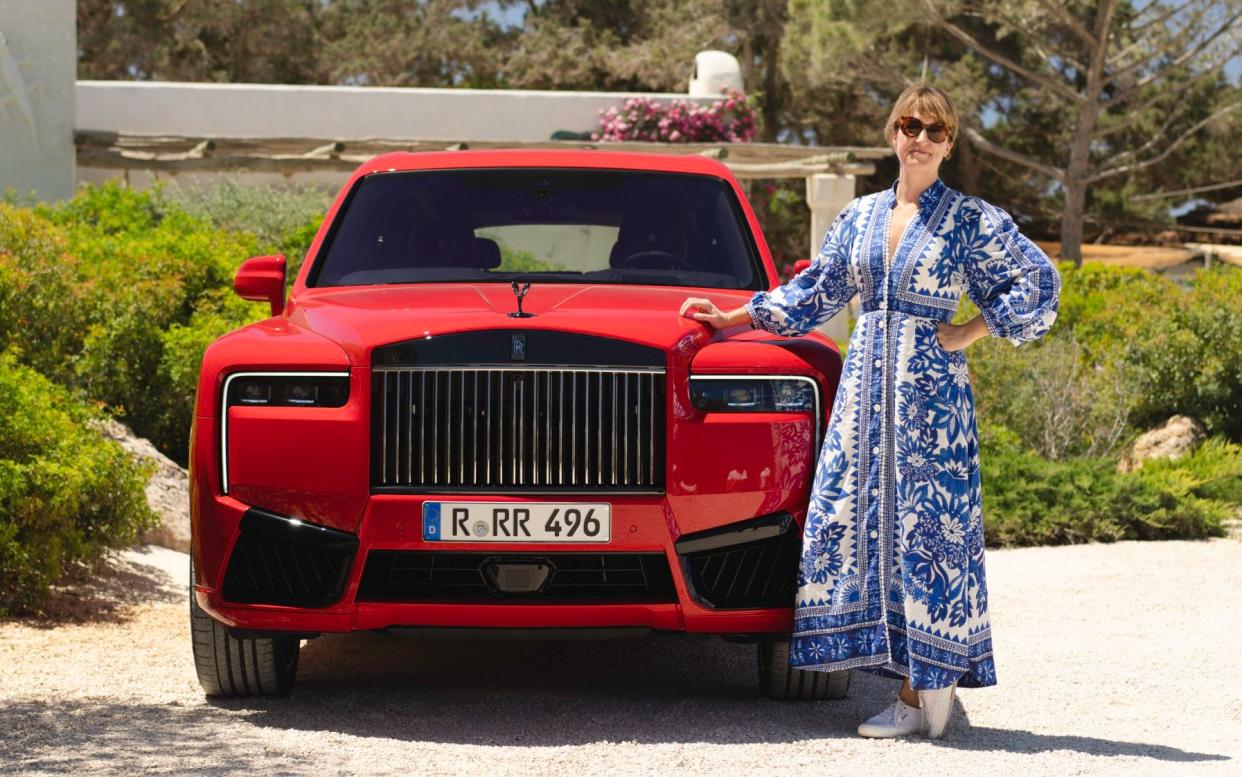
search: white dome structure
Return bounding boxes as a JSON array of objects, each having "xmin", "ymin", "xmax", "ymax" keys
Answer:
[{"xmin": 689, "ymin": 50, "xmax": 744, "ymax": 96}]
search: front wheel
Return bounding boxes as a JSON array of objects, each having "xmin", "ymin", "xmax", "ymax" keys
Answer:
[
  {"xmin": 189, "ymin": 553, "xmax": 299, "ymax": 697},
  {"xmin": 758, "ymin": 636, "xmax": 851, "ymax": 700}
]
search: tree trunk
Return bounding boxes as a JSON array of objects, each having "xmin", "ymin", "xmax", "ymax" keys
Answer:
[
  {"xmin": 1058, "ymin": 0, "xmax": 1112, "ymax": 269},
  {"xmin": 957, "ymin": 134, "xmax": 981, "ymax": 196},
  {"xmin": 1061, "ymin": 100, "xmax": 1099, "ymax": 268},
  {"xmin": 1060, "ymin": 177, "xmax": 1086, "ymax": 267},
  {"xmin": 758, "ymin": 15, "xmax": 784, "ymax": 142}
]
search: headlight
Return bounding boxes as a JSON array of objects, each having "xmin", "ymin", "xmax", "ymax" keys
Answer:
[
  {"xmin": 226, "ymin": 374, "xmax": 350, "ymax": 408},
  {"xmin": 689, "ymin": 376, "xmax": 817, "ymax": 413}
]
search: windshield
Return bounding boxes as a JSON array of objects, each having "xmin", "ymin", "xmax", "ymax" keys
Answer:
[{"xmin": 306, "ymin": 168, "xmax": 763, "ymax": 290}]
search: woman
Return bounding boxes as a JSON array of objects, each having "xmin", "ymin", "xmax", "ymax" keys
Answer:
[{"xmin": 679, "ymin": 84, "xmax": 1060, "ymax": 739}]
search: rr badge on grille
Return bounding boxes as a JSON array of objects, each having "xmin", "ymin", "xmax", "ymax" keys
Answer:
[{"xmin": 510, "ymin": 334, "xmax": 526, "ymax": 361}]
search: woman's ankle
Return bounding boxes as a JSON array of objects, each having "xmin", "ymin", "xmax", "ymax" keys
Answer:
[{"xmin": 898, "ymin": 680, "xmax": 920, "ymax": 708}]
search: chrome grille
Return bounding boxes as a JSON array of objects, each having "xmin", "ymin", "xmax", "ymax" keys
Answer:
[{"xmin": 372, "ymin": 367, "xmax": 665, "ymax": 492}]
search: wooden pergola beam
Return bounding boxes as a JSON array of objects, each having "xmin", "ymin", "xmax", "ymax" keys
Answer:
[{"xmin": 74, "ymin": 131, "xmax": 883, "ymax": 179}]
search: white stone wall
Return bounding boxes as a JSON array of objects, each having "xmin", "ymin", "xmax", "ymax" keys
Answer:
[
  {"xmin": 0, "ymin": 0, "xmax": 75, "ymax": 201},
  {"xmin": 75, "ymin": 80, "xmax": 725, "ymax": 190}
]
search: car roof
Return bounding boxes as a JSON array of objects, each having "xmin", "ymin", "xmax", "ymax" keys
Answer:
[{"xmin": 352, "ymin": 148, "xmax": 735, "ymax": 179}]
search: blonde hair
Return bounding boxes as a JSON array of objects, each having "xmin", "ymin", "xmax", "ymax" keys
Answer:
[{"xmin": 885, "ymin": 84, "xmax": 959, "ymax": 151}]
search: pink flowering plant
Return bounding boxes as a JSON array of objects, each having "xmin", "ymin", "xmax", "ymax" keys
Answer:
[{"xmin": 593, "ymin": 90, "xmax": 758, "ymax": 143}]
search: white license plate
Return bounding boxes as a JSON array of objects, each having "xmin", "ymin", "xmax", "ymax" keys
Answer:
[{"xmin": 422, "ymin": 502, "xmax": 611, "ymax": 543}]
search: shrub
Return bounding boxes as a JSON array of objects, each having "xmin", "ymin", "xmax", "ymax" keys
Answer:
[
  {"xmin": 151, "ymin": 178, "xmax": 330, "ymax": 279},
  {"xmin": 7, "ymin": 182, "xmax": 265, "ymax": 463},
  {"xmin": 0, "ymin": 204, "xmax": 87, "ymax": 383},
  {"xmin": 980, "ymin": 422, "xmax": 1238, "ymax": 547},
  {"xmin": 1127, "ymin": 266, "xmax": 1242, "ymax": 440},
  {"xmin": 969, "ymin": 331, "xmax": 1139, "ymax": 460},
  {"xmin": 0, "ymin": 352, "xmax": 156, "ymax": 615},
  {"xmin": 965, "ymin": 262, "xmax": 1242, "ymax": 461}
]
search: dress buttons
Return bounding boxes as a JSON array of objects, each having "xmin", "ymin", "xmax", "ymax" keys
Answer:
[
  {"xmin": 872, "ymin": 446, "xmax": 880, "ymax": 455},
  {"xmin": 874, "ymin": 359, "xmax": 882, "ymax": 368},
  {"xmin": 873, "ymin": 403, "xmax": 881, "ymax": 412},
  {"xmin": 870, "ymin": 530, "xmax": 879, "ymax": 539},
  {"xmin": 871, "ymin": 488, "xmax": 878, "ymax": 496}
]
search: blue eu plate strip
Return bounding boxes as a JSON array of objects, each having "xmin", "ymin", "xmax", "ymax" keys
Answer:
[{"xmin": 422, "ymin": 502, "xmax": 441, "ymax": 541}]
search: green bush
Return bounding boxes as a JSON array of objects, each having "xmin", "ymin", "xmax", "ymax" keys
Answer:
[
  {"xmin": 966, "ymin": 261, "xmax": 1242, "ymax": 461},
  {"xmin": 0, "ymin": 204, "xmax": 87, "ymax": 383},
  {"xmin": 151, "ymin": 177, "xmax": 329, "ymax": 279},
  {"xmin": 969, "ymin": 331, "xmax": 1139, "ymax": 460},
  {"xmin": 981, "ymin": 422, "xmax": 1238, "ymax": 547},
  {"xmin": 1127, "ymin": 266, "xmax": 1242, "ymax": 439},
  {"xmin": 0, "ymin": 351, "xmax": 156, "ymax": 615},
  {"xmin": 33, "ymin": 183, "xmax": 263, "ymax": 462}
]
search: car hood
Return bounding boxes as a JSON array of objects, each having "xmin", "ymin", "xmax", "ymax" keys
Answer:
[{"xmin": 287, "ymin": 283, "xmax": 761, "ymax": 364}]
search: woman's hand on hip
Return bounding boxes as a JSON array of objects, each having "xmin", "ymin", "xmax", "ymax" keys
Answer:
[{"xmin": 936, "ymin": 317, "xmax": 989, "ymax": 351}]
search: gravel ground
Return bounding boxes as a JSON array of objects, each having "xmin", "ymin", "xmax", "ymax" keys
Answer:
[{"xmin": 2, "ymin": 540, "xmax": 1239, "ymax": 776}]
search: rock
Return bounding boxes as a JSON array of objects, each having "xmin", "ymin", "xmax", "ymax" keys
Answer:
[
  {"xmin": 93, "ymin": 418, "xmax": 191, "ymax": 553},
  {"xmin": 1116, "ymin": 415, "xmax": 1206, "ymax": 474}
]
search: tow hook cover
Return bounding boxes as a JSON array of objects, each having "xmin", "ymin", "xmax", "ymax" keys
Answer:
[{"xmin": 483, "ymin": 561, "xmax": 551, "ymax": 594}]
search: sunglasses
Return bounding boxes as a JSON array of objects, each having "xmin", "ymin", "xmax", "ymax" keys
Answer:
[{"xmin": 895, "ymin": 115, "xmax": 949, "ymax": 143}]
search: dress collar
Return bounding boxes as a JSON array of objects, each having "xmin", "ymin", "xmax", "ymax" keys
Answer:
[{"xmin": 888, "ymin": 177, "xmax": 947, "ymax": 212}]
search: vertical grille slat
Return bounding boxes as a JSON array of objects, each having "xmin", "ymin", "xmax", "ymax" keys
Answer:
[
  {"xmin": 595, "ymin": 372, "xmax": 603, "ymax": 487},
  {"xmin": 648, "ymin": 372, "xmax": 657, "ymax": 485},
  {"xmin": 636, "ymin": 373, "xmax": 644, "ymax": 486},
  {"xmin": 557, "ymin": 372, "xmax": 565, "ymax": 485},
  {"xmin": 403, "ymin": 371, "xmax": 413, "ymax": 485},
  {"xmin": 373, "ymin": 366, "xmax": 664, "ymax": 491},
  {"xmin": 485, "ymin": 370, "xmax": 493, "ymax": 484},
  {"xmin": 380, "ymin": 371, "xmax": 389, "ymax": 484},
  {"xmin": 419, "ymin": 371, "xmax": 427, "ymax": 484},
  {"xmin": 533, "ymin": 371, "xmax": 541, "ymax": 486},
  {"xmin": 459, "ymin": 371, "xmax": 466, "ymax": 485},
  {"xmin": 430, "ymin": 370, "xmax": 439, "ymax": 485},
  {"xmin": 472, "ymin": 370, "xmax": 479, "ymax": 484},
  {"xmin": 611, "ymin": 372, "xmax": 619, "ymax": 486},
  {"xmin": 583, "ymin": 372, "xmax": 592, "ymax": 486},
  {"xmin": 545, "ymin": 370, "xmax": 552, "ymax": 485},
  {"xmin": 571, "ymin": 371, "xmax": 578, "ymax": 486},
  {"xmin": 623, "ymin": 374, "xmax": 630, "ymax": 485}
]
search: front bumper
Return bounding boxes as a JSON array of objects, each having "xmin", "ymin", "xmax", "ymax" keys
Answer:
[{"xmin": 193, "ymin": 493, "xmax": 803, "ymax": 635}]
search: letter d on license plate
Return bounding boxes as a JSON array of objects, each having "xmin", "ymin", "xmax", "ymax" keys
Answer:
[{"xmin": 422, "ymin": 502, "xmax": 611, "ymax": 543}]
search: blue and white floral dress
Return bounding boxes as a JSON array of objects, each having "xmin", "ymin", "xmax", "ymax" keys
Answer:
[{"xmin": 745, "ymin": 178, "xmax": 1060, "ymax": 691}]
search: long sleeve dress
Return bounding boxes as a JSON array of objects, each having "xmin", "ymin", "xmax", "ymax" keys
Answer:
[{"xmin": 744, "ymin": 178, "xmax": 1060, "ymax": 691}]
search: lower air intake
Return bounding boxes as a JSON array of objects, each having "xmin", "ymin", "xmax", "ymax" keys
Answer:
[
  {"xmin": 675, "ymin": 512, "xmax": 800, "ymax": 609},
  {"xmin": 357, "ymin": 551, "xmax": 677, "ymax": 603},
  {"xmin": 221, "ymin": 508, "xmax": 358, "ymax": 607}
]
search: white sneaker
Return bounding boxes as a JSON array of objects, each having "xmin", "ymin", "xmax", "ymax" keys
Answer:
[
  {"xmin": 857, "ymin": 698, "xmax": 924, "ymax": 738},
  {"xmin": 917, "ymin": 684, "xmax": 957, "ymax": 739}
]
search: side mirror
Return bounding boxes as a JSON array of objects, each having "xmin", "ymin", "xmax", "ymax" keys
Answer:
[
  {"xmin": 234, "ymin": 255, "xmax": 286, "ymax": 316},
  {"xmin": 793, "ymin": 259, "xmax": 812, "ymax": 275}
]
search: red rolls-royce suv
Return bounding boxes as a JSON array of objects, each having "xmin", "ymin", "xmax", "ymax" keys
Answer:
[{"xmin": 189, "ymin": 149, "xmax": 848, "ymax": 698}]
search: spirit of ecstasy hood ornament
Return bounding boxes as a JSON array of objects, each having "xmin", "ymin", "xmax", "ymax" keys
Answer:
[{"xmin": 508, "ymin": 281, "xmax": 534, "ymax": 318}]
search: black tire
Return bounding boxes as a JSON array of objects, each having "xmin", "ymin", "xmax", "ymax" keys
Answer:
[
  {"xmin": 189, "ymin": 553, "xmax": 300, "ymax": 697},
  {"xmin": 758, "ymin": 636, "xmax": 851, "ymax": 700}
]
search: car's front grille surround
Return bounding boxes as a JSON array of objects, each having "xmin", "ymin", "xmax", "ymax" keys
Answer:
[
  {"xmin": 371, "ymin": 366, "xmax": 666, "ymax": 492},
  {"xmin": 356, "ymin": 550, "xmax": 677, "ymax": 603}
]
